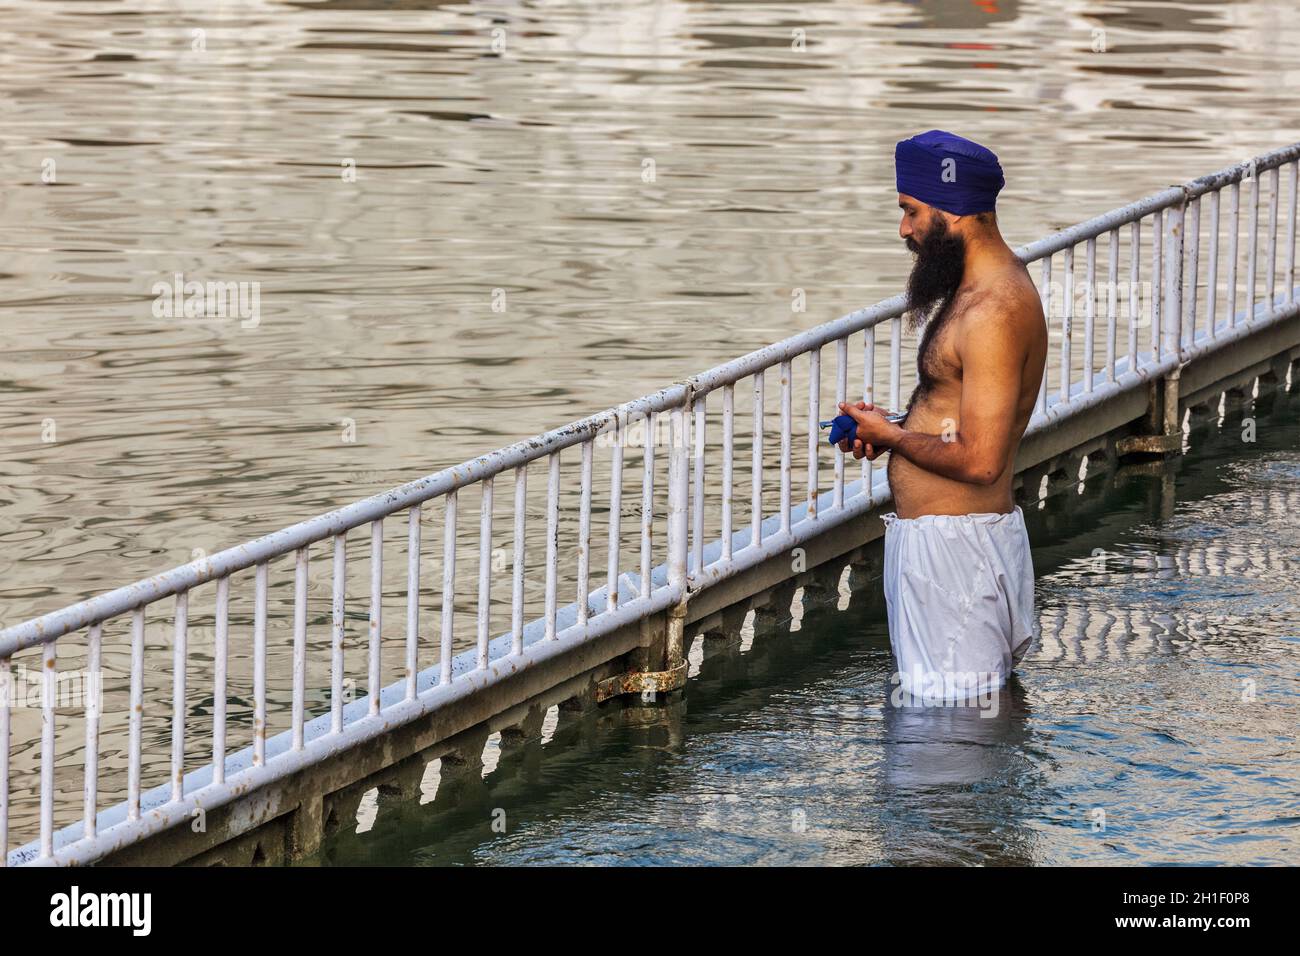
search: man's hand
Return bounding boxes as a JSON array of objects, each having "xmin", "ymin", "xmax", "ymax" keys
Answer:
[{"xmin": 834, "ymin": 401, "xmax": 903, "ymax": 461}]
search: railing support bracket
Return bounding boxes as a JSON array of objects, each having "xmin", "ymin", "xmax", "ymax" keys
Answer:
[
  {"xmin": 594, "ymin": 659, "xmax": 688, "ymax": 703},
  {"xmin": 597, "ymin": 600, "xmax": 688, "ymax": 703},
  {"xmin": 1118, "ymin": 365, "xmax": 1185, "ymax": 459}
]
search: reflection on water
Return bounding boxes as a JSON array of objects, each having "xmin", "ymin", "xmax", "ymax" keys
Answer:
[
  {"xmin": 875, "ymin": 684, "xmax": 1037, "ymax": 866},
  {"xmin": 2, "ymin": 0, "xmax": 1299, "ymax": 616},
  {"xmin": 1, "ymin": 0, "xmax": 1299, "ymax": 856},
  {"xmin": 313, "ymin": 382, "xmax": 1300, "ymax": 866}
]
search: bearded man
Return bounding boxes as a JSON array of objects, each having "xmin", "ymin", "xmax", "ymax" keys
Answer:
[{"xmin": 836, "ymin": 130, "xmax": 1048, "ymax": 703}]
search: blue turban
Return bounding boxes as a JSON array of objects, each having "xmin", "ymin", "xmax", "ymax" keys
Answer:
[{"xmin": 894, "ymin": 130, "xmax": 1004, "ymax": 215}]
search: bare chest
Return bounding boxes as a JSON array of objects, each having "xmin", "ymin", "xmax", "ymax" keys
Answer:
[{"xmin": 911, "ymin": 310, "xmax": 962, "ymax": 407}]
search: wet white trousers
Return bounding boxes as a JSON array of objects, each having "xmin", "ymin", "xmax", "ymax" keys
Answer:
[{"xmin": 882, "ymin": 505, "xmax": 1038, "ymax": 702}]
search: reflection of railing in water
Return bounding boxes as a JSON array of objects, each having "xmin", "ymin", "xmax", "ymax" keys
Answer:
[
  {"xmin": 1033, "ymin": 481, "xmax": 1300, "ymax": 663},
  {"xmin": 3, "ymin": 142, "xmax": 1299, "ymax": 866}
]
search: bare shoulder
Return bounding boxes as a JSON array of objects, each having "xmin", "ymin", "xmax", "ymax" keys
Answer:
[
  {"xmin": 959, "ymin": 264, "xmax": 1043, "ymax": 337},
  {"xmin": 952, "ymin": 264, "xmax": 1044, "ymax": 367}
]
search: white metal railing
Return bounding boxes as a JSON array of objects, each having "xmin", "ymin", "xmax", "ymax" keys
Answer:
[{"xmin": 2, "ymin": 142, "xmax": 1298, "ymax": 866}]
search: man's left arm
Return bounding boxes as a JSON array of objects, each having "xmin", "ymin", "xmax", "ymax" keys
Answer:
[{"xmin": 844, "ymin": 304, "xmax": 1025, "ymax": 485}]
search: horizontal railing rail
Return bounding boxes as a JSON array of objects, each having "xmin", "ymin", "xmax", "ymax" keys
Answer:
[{"xmin": 3, "ymin": 141, "xmax": 1298, "ymax": 866}]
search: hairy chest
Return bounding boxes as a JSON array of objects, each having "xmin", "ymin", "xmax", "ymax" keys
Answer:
[{"xmin": 912, "ymin": 309, "xmax": 963, "ymax": 402}]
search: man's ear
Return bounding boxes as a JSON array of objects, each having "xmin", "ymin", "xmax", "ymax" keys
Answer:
[{"xmin": 945, "ymin": 209, "xmax": 975, "ymax": 236}]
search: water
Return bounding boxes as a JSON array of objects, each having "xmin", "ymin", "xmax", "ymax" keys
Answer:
[
  {"xmin": 315, "ymin": 381, "xmax": 1300, "ymax": 866},
  {"xmin": 2, "ymin": 0, "xmax": 1298, "ymax": 614},
  {"xmin": 2, "ymin": 0, "xmax": 1299, "ymax": 854}
]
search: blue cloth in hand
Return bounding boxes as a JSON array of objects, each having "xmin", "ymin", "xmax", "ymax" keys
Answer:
[{"xmin": 827, "ymin": 414, "xmax": 859, "ymax": 447}]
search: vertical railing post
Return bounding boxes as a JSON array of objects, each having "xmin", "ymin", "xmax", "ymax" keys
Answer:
[
  {"xmin": 779, "ymin": 359, "xmax": 792, "ymax": 534},
  {"xmin": 292, "ymin": 548, "xmax": 308, "ymax": 749},
  {"xmin": 668, "ymin": 403, "xmax": 689, "ymax": 590},
  {"xmin": 889, "ymin": 316, "xmax": 902, "ymax": 413},
  {"xmin": 254, "ymin": 563, "xmax": 268, "ymax": 763},
  {"xmin": 476, "ymin": 480, "xmax": 492, "ymax": 670},
  {"xmin": 1246, "ymin": 166, "xmax": 1259, "ymax": 320},
  {"xmin": 577, "ymin": 443, "xmax": 592, "ymax": 627},
  {"xmin": 1127, "ymin": 222, "xmax": 1139, "ymax": 370},
  {"xmin": 171, "ymin": 592, "xmax": 188, "ymax": 802},
  {"xmin": 1227, "ymin": 182, "xmax": 1240, "ymax": 326},
  {"xmin": 1120, "ymin": 194, "xmax": 1189, "ymax": 465},
  {"xmin": 545, "ymin": 452, "xmax": 560, "ymax": 638},
  {"xmin": 40, "ymin": 639, "xmax": 55, "ymax": 858},
  {"xmin": 512, "ymin": 464, "xmax": 527, "ymax": 654},
  {"xmin": 368, "ymin": 522, "xmax": 382, "ymax": 714},
  {"xmin": 1061, "ymin": 245, "xmax": 1074, "ymax": 403},
  {"xmin": 440, "ymin": 490, "xmax": 457, "ymax": 682},
  {"xmin": 721, "ymin": 387, "xmax": 734, "ymax": 561},
  {"xmin": 1266, "ymin": 166, "xmax": 1279, "ymax": 307},
  {"xmin": 128, "ymin": 606, "xmax": 144, "ymax": 818},
  {"xmin": 691, "ymin": 397, "xmax": 706, "ymax": 576},
  {"xmin": 608, "ymin": 411, "xmax": 624, "ymax": 609},
  {"xmin": 408, "ymin": 504, "xmax": 423, "ymax": 696},
  {"xmin": 806, "ymin": 347, "xmax": 820, "ymax": 518},
  {"xmin": 1106, "ymin": 228, "xmax": 1118, "ymax": 382},
  {"xmin": 1152, "ymin": 208, "xmax": 1164, "ymax": 359},
  {"xmin": 1184, "ymin": 195, "xmax": 1200, "ymax": 351},
  {"xmin": 1038, "ymin": 255, "xmax": 1051, "ymax": 414},
  {"xmin": 214, "ymin": 576, "xmax": 230, "ymax": 781},
  {"xmin": 665, "ymin": 399, "xmax": 691, "ymax": 679},
  {"xmin": 331, "ymin": 534, "xmax": 346, "ymax": 734},
  {"xmin": 863, "ymin": 325, "xmax": 877, "ymax": 490},
  {"xmin": 640, "ymin": 416, "xmax": 655, "ymax": 599},
  {"xmin": 1120, "ymin": 197, "xmax": 1190, "ymax": 464},
  {"xmin": 1286, "ymin": 161, "xmax": 1298, "ymax": 305},
  {"xmin": 834, "ymin": 337, "xmax": 847, "ymax": 509},
  {"xmin": 750, "ymin": 374, "xmax": 763, "ymax": 547},
  {"xmin": 0, "ymin": 656, "xmax": 9, "ymax": 865},
  {"xmin": 1164, "ymin": 196, "xmax": 1185, "ymax": 361},
  {"xmin": 84, "ymin": 623, "xmax": 102, "ymax": 839},
  {"xmin": 0, "ymin": 656, "xmax": 9, "ymax": 866},
  {"xmin": 1083, "ymin": 237, "xmax": 1096, "ymax": 392},
  {"xmin": 1206, "ymin": 190, "xmax": 1220, "ymax": 337}
]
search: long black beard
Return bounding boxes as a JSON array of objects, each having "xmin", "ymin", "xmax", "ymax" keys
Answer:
[{"xmin": 904, "ymin": 218, "xmax": 966, "ymax": 332}]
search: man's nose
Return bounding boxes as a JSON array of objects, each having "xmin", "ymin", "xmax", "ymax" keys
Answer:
[{"xmin": 899, "ymin": 218, "xmax": 911, "ymax": 240}]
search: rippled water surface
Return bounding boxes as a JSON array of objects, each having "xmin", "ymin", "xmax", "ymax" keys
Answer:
[
  {"xmin": 3, "ymin": 0, "xmax": 1299, "ymax": 612},
  {"xmin": 318, "ymin": 384, "xmax": 1300, "ymax": 866},
  {"xmin": 2, "ymin": 0, "xmax": 1298, "ymax": 857}
]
